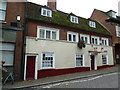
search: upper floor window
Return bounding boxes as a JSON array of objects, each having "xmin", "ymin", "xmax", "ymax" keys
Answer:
[
  {"xmin": 75, "ymin": 53, "xmax": 84, "ymax": 67},
  {"xmin": 101, "ymin": 38, "xmax": 109, "ymax": 46},
  {"xmin": 0, "ymin": 0, "xmax": 7, "ymax": 21},
  {"xmin": 67, "ymin": 32, "xmax": 78, "ymax": 42},
  {"xmin": 41, "ymin": 8, "xmax": 52, "ymax": 17},
  {"xmin": 91, "ymin": 36, "xmax": 99, "ymax": 45},
  {"xmin": 116, "ymin": 26, "xmax": 120, "ymax": 37},
  {"xmin": 37, "ymin": 26, "xmax": 59, "ymax": 40},
  {"xmin": 107, "ymin": 10, "xmax": 116, "ymax": 18},
  {"xmin": 80, "ymin": 34, "xmax": 90, "ymax": 44},
  {"xmin": 70, "ymin": 16, "xmax": 78, "ymax": 23},
  {"xmin": 89, "ymin": 21, "xmax": 96, "ymax": 28}
]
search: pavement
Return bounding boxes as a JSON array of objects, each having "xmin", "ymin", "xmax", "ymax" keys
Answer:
[{"xmin": 2, "ymin": 65, "xmax": 119, "ymax": 89}]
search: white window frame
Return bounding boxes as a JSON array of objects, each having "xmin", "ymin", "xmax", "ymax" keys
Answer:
[
  {"xmin": 75, "ymin": 53, "xmax": 84, "ymax": 67},
  {"xmin": 0, "ymin": 43, "xmax": 15, "ymax": 66},
  {"xmin": 108, "ymin": 12, "xmax": 116, "ymax": 18},
  {"xmin": 0, "ymin": 0, "xmax": 7, "ymax": 21},
  {"xmin": 41, "ymin": 8, "xmax": 52, "ymax": 17},
  {"xmin": 89, "ymin": 21, "xmax": 96, "ymax": 28},
  {"xmin": 101, "ymin": 38, "xmax": 109, "ymax": 46},
  {"xmin": 116, "ymin": 26, "xmax": 120, "ymax": 37},
  {"xmin": 70, "ymin": 16, "xmax": 78, "ymax": 23},
  {"xmin": 91, "ymin": 36, "xmax": 100, "ymax": 45},
  {"xmin": 41, "ymin": 52, "xmax": 55, "ymax": 69},
  {"xmin": 80, "ymin": 34, "xmax": 90, "ymax": 44},
  {"xmin": 67, "ymin": 32, "xmax": 78, "ymax": 42},
  {"xmin": 37, "ymin": 26, "xmax": 59, "ymax": 40},
  {"xmin": 102, "ymin": 54, "xmax": 108, "ymax": 65},
  {"xmin": 24, "ymin": 54, "xmax": 38, "ymax": 80}
]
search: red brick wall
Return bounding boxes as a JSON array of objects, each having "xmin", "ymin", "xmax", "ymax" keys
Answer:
[
  {"xmin": 2, "ymin": 2, "xmax": 25, "ymax": 26},
  {"xmin": 14, "ymin": 31, "xmax": 23, "ymax": 80},
  {"xmin": 26, "ymin": 20, "xmax": 111, "ymax": 43},
  {"xmin": 90, "ymin": 9, "xmax": 120, "ymax": 44}
]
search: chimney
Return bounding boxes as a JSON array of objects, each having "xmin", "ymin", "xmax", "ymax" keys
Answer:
[{"xmin": 47, "ymin": 0, "xmax": 56, "ymax": 10}]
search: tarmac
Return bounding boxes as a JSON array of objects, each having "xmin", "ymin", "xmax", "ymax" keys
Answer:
[{"xmin": 2, "ymin": 65, "xmax": 119, "ymax": 89}]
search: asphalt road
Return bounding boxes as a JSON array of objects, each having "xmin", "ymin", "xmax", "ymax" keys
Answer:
[{"xmin": 30, "ymin": 72, "xmax": 119, "ymax": 89}]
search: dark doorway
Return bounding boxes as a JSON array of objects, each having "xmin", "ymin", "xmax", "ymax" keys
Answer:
[{"xmin": 91, "ymin": 55, "xmax": 95, "ymax": 70}]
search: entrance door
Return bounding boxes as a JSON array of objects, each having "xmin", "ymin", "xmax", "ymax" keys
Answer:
[
  {"xmin": 26, "ymin": 56, "xmax": 36, "ymax": 80},
  {"xmin": 91, "ymin": 55, "xmax": 95, "ymax": 70}
]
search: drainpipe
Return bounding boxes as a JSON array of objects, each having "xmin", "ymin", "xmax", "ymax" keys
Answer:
[{"xmin": 20, "ymin": 2, "xmax": 27, "ymax": 80}]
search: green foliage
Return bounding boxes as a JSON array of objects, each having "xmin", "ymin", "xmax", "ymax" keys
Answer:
[{"xmin": 78, "ymin": 40, "xmax": 86, "ymax": 49}]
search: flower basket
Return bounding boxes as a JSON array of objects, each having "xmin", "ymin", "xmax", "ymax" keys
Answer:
[{"xmin": 78, "ymin": 40, "xmax": 86, "ymax": 49}]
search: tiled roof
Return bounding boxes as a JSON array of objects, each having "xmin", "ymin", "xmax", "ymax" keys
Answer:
[{"xmin": 25, "ymin": 2, "xmax": 112, "ymax": 36}]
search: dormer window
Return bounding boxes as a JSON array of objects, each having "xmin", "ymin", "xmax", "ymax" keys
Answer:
[
  {"xmin": 70, "ymin": 16, "xmax": 78, "ymax": 23},
  {"xmin": 89, "ymin": 21, "xmax": 96, "ymax": 28},
  {"xmin": 107, "ymin": 10, "xmax": 116, "ymax": 18},
  {"xmin": 41, "ymin": 8, "xmax": 52, "ymax": 17}
]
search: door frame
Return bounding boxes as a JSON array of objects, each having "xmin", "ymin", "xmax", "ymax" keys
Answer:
[
  {"xmin": 90, "ymin": 55, "xmax": 97, "ymax": 70},
  {"xmin": 24, "ymin": 54, "xmax": 38, "ymax": 80}
]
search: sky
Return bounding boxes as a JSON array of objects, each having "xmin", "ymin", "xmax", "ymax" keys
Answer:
[{"xmin": 28, "ymin": 0, "xmax": 120, "ymax": 18}]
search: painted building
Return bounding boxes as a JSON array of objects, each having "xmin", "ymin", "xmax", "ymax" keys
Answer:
[
  {"xmin": 24, "ymin": 1, "xmax": 114, "ymax": 80},
  {"xmin": 0, "ymin": 0, "xmax": 26, "ymax": 80},
  {"xmin": 90, "ymin": 9, "xmax": 120, "ymax": 64}
]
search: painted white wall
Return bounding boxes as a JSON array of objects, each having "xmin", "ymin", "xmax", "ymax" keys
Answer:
[{"xmin": 26, "ymin": 37, "xmax": 114, "ymax": 70}]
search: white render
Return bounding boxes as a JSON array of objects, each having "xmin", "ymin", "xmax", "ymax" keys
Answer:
[{"xmin": 26, "ymin": 37, "xmax": 114, "ymax": 70}]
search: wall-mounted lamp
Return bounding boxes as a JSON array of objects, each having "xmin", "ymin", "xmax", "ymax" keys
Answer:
[{"xmin": 17, "ymin": 15, "xmax": 21, "ymax": 22}]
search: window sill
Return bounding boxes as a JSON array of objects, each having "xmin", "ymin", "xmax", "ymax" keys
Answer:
[
  {"xmin": 0, "ymin": 21, "xmax": 7, "ymax": 24},
  {"xmin": 40, "ymin": 68, "xmax": 55, "ymax": 71}
]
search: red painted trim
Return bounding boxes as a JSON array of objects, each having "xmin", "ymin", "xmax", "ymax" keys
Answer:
[
  {"xmin": 37, "ymin": 67, "xmax": 90, "ymax": 78},
  {"xmin": 104, "ymin": 50, "xmax": 108, "ymax": 52},
  {"xmin": 97, "ymin": 65, "xmax": 115, "ymax": 70}
]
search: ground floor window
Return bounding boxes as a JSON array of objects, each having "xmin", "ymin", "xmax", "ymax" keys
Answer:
[
  {"xmin": 76, "ymin": 53, "xmax": 84, "ymax": 67},
  {"xmin": 0, "ymin": 43, "xmax": 15, "ymax": 66},
  {"xmin": 41, "ymin": 52, "xmax": 54, "ymax": 69},
  {"xmin": 102, "ymin": 54, "xmax": 108, "ymax": 65}
]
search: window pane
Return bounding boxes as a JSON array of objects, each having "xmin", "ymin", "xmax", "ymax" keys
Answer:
[
  {"xmin": 104, "ymin": 40, "xmax": 107, "ymax": 45},
  {"xmin": 40, "ymin": 29, "xmax": 45, "ymax": 39},
  {"xmin": 0, "ymin": 1, "xmax": 6, "ymax": 10},
  {"xmin": 73, "ymin": 35, "xmax": 76, "ymax": 41},
  {"xmin": 42, "ymin": 53, "xmax": 53, "ymax": 68},
  {"xmin": 85, "ymin": 37, "xmax": 87, "ymax": 43},
  {"xmin": 0, "ymin": 43, "xmax": 14, "ymax": 51},
  {"xmin": 0, "ymin": 10, "xmax": 6, "ymax": 21},
  {"xmin": 76, "ymin": 54, "xmax": 83, "ymax": 67},
  {"xmin": 2, "ymin": 30, "xmax": 16, "ymax": 42},
  {"xmin": 46, "ymin": 31, "xmax": 51, "ymax": 39},
  {"xmin": 47, "ymin": 10, "xmax": 50, "ymax": 16},
  {"xmin": 95, "ymin": 39, "xmax": 98, "ymax": 44},
  {"xmin": 71, "ymin": 17, "xmax": 74, "ymax": 22},
  {"xmin": 52, "ymin": 31, "xmax": 56, "ymax": 40},
  {"xmin": 92, "ymin": 38, "xmax": 94, "ymax": 44},
  {"xmin": 43, "ymin": 9, "xmax": 46, "ymax": 15},
  {"xmin": 68, "ymin": 34, "xmax": 72, "ymax": 41},
  {"xmin": 81, "ymin": 37, "xmax": 84, "ymax": 41},
  {"xmin": 102, "ymin": 40, "xmax": 104, "ymax": 45},
  {"xmin": 0, "ymin": 51, "xmax": 14, "ymax": 66},
  {"xmin": 102, "ymin": 55, "xmax": 107, "ymax": 64}
]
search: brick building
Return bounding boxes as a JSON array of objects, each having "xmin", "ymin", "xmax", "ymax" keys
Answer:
[
  {"xmin": 90, "ymin": 9, "xmax": 120, "ymax": 64},
  {"xmin": 0, "ymin": 0, "xmax": 26, "ymax": 80},
  {"xmin": 24, "ymin": 1, "xmax": 114, "ymax": 80}
]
